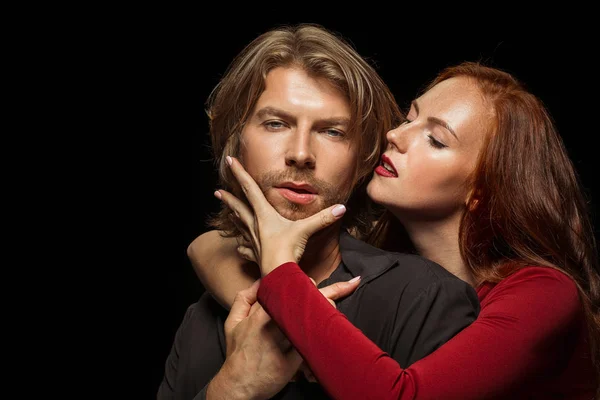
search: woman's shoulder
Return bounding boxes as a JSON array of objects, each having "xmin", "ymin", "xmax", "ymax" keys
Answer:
[
  {"xmin": 480, "ymin": 265, "xmax": 581, "ymax": 323},
  {"xmin": 187, "ymin": 230, "xmax": 240, "ymax": 266},
  {"xmin": 496, "ymin": 265, "xmax": 578, "ymax": 292}
]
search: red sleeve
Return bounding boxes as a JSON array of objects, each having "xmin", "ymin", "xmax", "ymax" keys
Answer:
[{"xmin": 257, "ymin": 262, "xmax": 582, "ymax": 400}]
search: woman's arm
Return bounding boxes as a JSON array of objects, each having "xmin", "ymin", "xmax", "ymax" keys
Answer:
[
  {"xmin": 258, "ymin": 263, "xmax": 585, "ymax": 400},
  {"xmin": 187, "ymin": 230, "xmax": 260, "ymax": 309},
  {"xmin": 203, "ymin": 154, "xmax": 593, "ymax": 398}
]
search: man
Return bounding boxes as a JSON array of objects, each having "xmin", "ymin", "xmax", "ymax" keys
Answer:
[{"xmin": 159, "ymin": 23, "xmax": 479, "ymax": 399}]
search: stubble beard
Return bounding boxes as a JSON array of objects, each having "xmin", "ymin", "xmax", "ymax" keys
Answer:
[{"xmin": 256, "ymin": 169, "xmax": 352, "ymax": 221}]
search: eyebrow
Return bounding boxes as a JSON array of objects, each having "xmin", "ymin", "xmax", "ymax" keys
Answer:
[
  {"xmin": 255, "ymin": 106, "xmax": 350, "ymax": 127},
  {"xmin": 412, "ymin": 100, "xmax": 459, "ymax": 142}
]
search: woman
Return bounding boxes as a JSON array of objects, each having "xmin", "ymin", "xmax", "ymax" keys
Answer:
[{"xmin": 192, "ymin": 62, "xmax": 600, "ymax": 398}]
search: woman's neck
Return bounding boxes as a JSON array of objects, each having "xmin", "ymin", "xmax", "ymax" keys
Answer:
[{"xmin": 399, "ymin": 213, "xmax": 475, "ymax": 287}]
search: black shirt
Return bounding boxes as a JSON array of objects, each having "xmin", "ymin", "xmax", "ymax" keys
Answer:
[{"xmin": 157, "ymin": 231, "xmax": 480, "ymax": 399}]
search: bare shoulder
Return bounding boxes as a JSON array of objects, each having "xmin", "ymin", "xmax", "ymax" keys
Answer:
[
  {"xmin": 187, "ymin": 229, "xmax": 260, "ymax": 307},
  {"xmin": 187, "ymin": 230, "xmax": 239, "ymax": 265}
]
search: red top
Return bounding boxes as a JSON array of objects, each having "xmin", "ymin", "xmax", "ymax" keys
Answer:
[{"xmin": 257, "ymin": 262, "xmax": 597, "ymax": 399}]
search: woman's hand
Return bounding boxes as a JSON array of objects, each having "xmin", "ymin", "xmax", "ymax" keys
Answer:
[
  {"xmin": 214, "ymin": 156, "xmax": 347, "ymax": 276},
  {"xmin": 225, "ymin": 275, "xmax": 361, "ymax": 384}
]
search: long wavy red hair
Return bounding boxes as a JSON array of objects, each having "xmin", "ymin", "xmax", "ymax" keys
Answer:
[{"xmin": 368, "ymin": 62, "xmax": 600, "ymax": 389}]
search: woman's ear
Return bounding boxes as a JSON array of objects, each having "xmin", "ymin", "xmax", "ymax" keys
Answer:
[{"xmin": 465, "ymin": 188, "xmax": 480, "ymax": 212}]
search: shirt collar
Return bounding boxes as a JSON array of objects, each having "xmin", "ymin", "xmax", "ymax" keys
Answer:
[{"xmin": 338, "ymin": 230, "xmax": 400, "ymax": 280}]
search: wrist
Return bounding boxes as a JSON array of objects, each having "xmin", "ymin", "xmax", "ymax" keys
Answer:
[
  {"xmin": 261, "ymin": 252, "xmax": 295, "ymax": 276},
  {"xmin": 207, "ymin": 361, "xmax": 253, "ymax": 400}
]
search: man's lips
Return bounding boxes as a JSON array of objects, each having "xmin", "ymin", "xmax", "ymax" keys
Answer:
[
  {"xmin": 375, "ymin": 154, "xmax": 398, "ymax": 178},
  {"xmin": 274, "ymin": 182, "xmax": 318, "ymax": 205},
  {"xmin": 277, "ymin": 182, "xmax": 317, "ymax": 194}
]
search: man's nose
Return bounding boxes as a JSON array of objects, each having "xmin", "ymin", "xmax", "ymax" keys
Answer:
[{"xmin": 285, "ymin": 128, "xmax": 316, "ymax": 168}]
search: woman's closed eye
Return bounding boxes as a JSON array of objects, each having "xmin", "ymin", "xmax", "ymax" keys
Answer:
[{"xmin": 427, "ymin": 135, "xmax": 447, "ymax": 149}]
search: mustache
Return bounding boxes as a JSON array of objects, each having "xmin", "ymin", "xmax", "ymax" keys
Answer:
[{"xmin": 257, "ymin": 169, "xmax": 336, "ymax": 197}]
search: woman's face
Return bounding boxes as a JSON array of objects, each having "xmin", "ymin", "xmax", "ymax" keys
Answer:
[{"xmin": 367, "ymin": 76, "xmax": 492, "ymax": 222}]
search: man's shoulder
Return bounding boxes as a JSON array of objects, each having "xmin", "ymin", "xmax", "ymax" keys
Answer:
[
  {"xmin": 361, "ymin": 252, "xmax": 477, "ymax": 305},
  {"xmin": 361, "ymin": 245, "xmax": 466, "ymax": 284},
  {"xmin": 172, "ymin": 292, "xmax": 229, "ymax": 362},
  {"xmin": 177, "ymin": 291, "xmax": 229, "ymax": 331},
  {"xmin": 192, "ymin": 291, "xmax": 229, "ymax": 315},
  {"xmin": 339, "ymin": 231, "xmax": 473, "ymax": 294},
  {"xmin": 166, "ymin": 294, "xmax": 228, "ymax": 397},
  {"xmin": 387, "ymin": 252, "xmax": 461, "ymax": 282}
]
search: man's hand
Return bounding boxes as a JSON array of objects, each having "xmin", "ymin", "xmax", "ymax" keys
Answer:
[
  {"xmin": 207, "ymin": 274, "xmax": 361, "ymax": 398},
  {"xmin": 207, "ymin": 280, "xmax": 303, "ymax": 400}
]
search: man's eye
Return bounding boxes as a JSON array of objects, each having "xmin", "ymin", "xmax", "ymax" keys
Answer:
[
  {"xmin": 325, "ymin": 129, "xmax": 344, "ymax": 137},
  {"xmin": 264, "ymin": 121, "xmax": 286, "ymax": 129}
]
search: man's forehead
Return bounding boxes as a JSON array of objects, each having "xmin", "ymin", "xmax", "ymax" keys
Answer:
[{"xmin": 253, "ymin": 67, "xmax": 352, "ymax": 122}]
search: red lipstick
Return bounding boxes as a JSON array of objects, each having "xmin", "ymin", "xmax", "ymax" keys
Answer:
[{"xmin": 375, "ymin": 154, "xmax": 398, "ymax": 178}]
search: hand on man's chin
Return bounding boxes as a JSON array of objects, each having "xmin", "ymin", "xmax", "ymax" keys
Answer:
[{"xmin": 273, "ymin": 202, "xmax": 320, "ymax": 222}]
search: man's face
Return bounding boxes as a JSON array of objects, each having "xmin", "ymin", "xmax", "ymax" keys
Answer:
[{"xmin": 240, "ymin": 67, "xmax": 358, "ymax": 221}]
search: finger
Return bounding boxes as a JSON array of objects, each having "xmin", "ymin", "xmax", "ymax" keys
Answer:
[
  {"xmin": 327, "ymin": 298, "xmax": 337, "ymax": 308},
  {"xmin": 248, "ymin": 300, "xmax": 262, "ymax": 316},
  {"xmin": 215, "ymin": 189, "xmax": 255, "ymax": 232},
  {"xmin": 237, "ymin": 245, "xmax": 257, "ymax": 263},
  {"xmin": 302, "ymin": 365, "xmax": 318, "ymax": 383},
  {"xmin": 249, "ymin": 302, "xmax": 271, "ymax": 323},
  {"xmin": 258, "ymin": 313, "xmax": 289, "ymax": 346},
  {"xmin": 231, "ymin": 222, "xmax": 258, "ymax": 261},
  {"xmin": 318, "ymin": 276, "xmax": 361, "ymax": 302},
  {"xmin": 224, "ymin": 279, "xmax": 261, "ymax": 335},
  {"xmin": 298, "ymin": 204, "xmax": 347, "ymax": 238},
  {"xmin": 234, "ymin": 234, "xmax": 253, "ymax": 249},
  {"xmin": 225, "ymin": 156, "xmax": 272, "ymax": 217},
  {"xmin": 251, "ymin": 305, "xmax": 290, "ymax": 348},
  {"xmin": 230, "ymin": 217, "xmax": 252, "ymax": 244},
  {"xmin": 308, "ymin": 277, "xmax": 337, "ymax": 307}
]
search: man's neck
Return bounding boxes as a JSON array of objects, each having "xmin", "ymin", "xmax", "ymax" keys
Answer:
[{"xmin": 297, "ymin": 221, "xmax": 343, "ymax": 285}]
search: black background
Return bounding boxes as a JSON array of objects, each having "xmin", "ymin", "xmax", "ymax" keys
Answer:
[{"xmin": 138, "ymin": 15, "xmax": 598, "ymax": 398}]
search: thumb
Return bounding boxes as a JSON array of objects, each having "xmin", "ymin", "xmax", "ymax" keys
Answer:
[
  {"xmin": 300, "ymin": 204, "xmax": 347, "ymax": 237},
  {"xmin": 224, "ymin": 279, "xmax": 261, "ymax": 335},
  {"xmin": 318, "ymin": 276, "xmax": 361, "ymax": 302}
]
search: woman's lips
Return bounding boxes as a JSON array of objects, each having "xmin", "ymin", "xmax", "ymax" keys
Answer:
[
  {"xmin": 375, "ymin": 165, "xmax": 397, "ymax": 177},
  {"xmin": 375, "ymin": 154, "xmax": 398, "ymax": 177}
]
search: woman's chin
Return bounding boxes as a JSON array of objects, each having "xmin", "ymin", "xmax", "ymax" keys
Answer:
[{"xmin": 366, "ymin": 181, "xmax": 390, "ymax": 206}]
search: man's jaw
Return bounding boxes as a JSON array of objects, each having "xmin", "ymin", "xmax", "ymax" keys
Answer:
[{"xmin": 262, "ymin": 189, "xmax": 320, "ymax": 221}]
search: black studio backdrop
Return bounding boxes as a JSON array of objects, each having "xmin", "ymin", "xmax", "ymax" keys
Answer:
[{"xmin": 143, "ymin": 17, "xmax": 598, "ymax": 397}]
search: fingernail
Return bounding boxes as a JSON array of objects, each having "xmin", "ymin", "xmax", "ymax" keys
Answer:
[
  {"xmin": 214, "ymin": 190, "xmax": 222, "ymax": 199},
  {"xmin": 348, "ymin": 276, "xmax": 361, "ymax": 283},
  {"xmin": 331, "ymin": 204, "xmax": 346, "ymax": 217},
  {"xmin": 226, "ymin": 156, "xmax": 232, "ymax": 165}
]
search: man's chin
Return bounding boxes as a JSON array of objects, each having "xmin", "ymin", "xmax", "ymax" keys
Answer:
[
  {"xmin": 265, "ymin": 192, "xmax": 338, "ymax": 221},
  {"xmin": 276, "ymin": 204, "xmax": 320, "ymax": 221}
]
